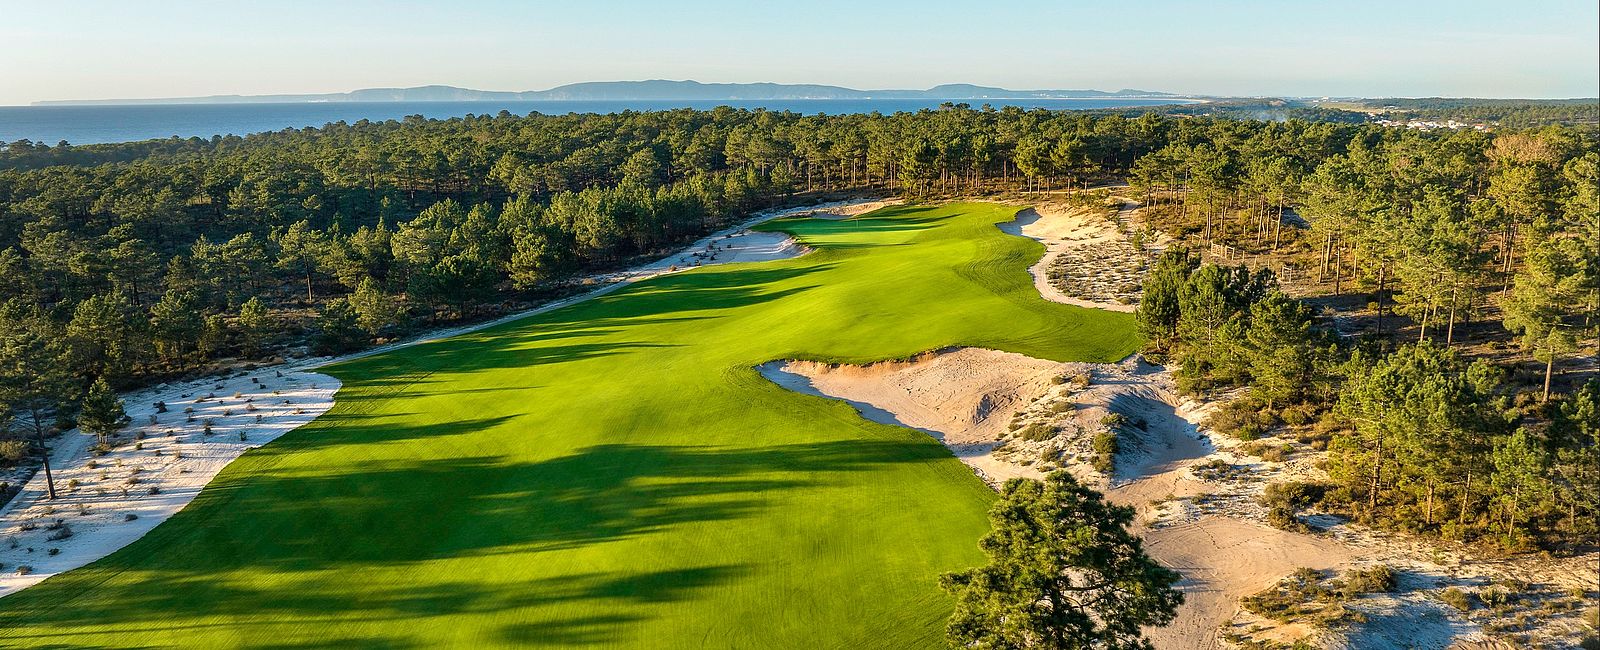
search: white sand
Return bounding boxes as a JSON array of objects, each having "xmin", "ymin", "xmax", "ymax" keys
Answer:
[
  {"xmin": 799, "ymin": 199, "xmax": 903, "ymax": 219},
  {"xmin": 0, "ymin": 371, "xmax": 337, "ymax": 596},
  {"xmin": 0, "ymin": 198, "xmax": 885, "ymax": 599},
  {"xmin": 759, "ymin": 349, "xmax": 1068, "ymax": 484},
  {"xmin": 998, "ymin": 204, "xmax": 1147, "ymax": 313},
  {"xmin": 757, "ymin": 347, "xmax": 1385, "ymax": 649}
]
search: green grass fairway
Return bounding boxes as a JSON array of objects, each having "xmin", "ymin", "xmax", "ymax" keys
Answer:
[{"xmin": 0, "ymin": 203, "xmax": 1138, "ymax": 648}]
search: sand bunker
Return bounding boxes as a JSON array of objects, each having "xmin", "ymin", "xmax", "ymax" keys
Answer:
[
  {"xmin": 760, "ymin": 348, "xmax": 1069, "ymax": 483},
  {"xmin": 0, "ymin": 370, "xmax": 337, "ymax": 596},
  {"xmin": 759, "ymin": 346, "xmax": 1390, "ymax": 649},
  {"xmin": 793, "ymin": 199, "xmax": 903, "ymax": 220},
  {"xmin": 999, "ymin": 203, "xmax": 1152, "ymax": 312},
  {"xmin": 649, "ymin": 230, "xmax": 807, "ymax": 270}
]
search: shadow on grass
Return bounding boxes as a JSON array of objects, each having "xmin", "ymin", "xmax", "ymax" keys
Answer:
[
  {"xmin": 0, "ymin": 439, "xmax": 947, "ymax": 646},
  {"xmin": 333, "ymin": 264, "xmax": 831, "ymax": 380}
]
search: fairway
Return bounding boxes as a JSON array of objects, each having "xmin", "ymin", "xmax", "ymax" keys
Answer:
[{"xmin": 0, "ymin": 203, "xmax": 1138, "ymax": 648}]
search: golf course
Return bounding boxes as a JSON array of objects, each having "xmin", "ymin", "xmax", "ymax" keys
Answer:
[{"xmin": 0, "ymin": 202, "xmax": 1138, "ymax": 648}]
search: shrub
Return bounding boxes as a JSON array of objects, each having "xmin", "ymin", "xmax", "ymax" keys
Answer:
[
  {"xmin": 47, "ymin": 548, "xmax": 60, "ymax": 556},
  {"xmin": 45, "ymin": 524, "xmax": 72, "ymax": 541},
  {"xmin": 1099, "ymin": 413, "xmax": 1126, "ymax": 428},
  {"xmin": 1242, "ymin": 441, "xmax": 1292, "ymax": 462},
  {"xmin": 124, "ymin": 513, "xmax": 139, "ymax": 521},
  {"xmin": 1242, "ymin": 568, "xmax": 1329, "ymax": 622},
  {"xmin": 1261, "ymin": 481, "xmax": 1325, "ymax": 531},
  {"xmin": 1092, "ymin": 430, "xmax": 1119, "ymax": 474},
  {"xmin": 1438, "ymin": 587, "xmax": 1472, "ymax": 612},
  {"xmin": 1017, "ymin": 422, "xmax": 1057, "ymax": 442},
  {"xmin": 1068, "ymin": 373, "xmax": 1091, "ymax": 389},
  {"xmin": 1340, "ymin": 565, "xmax": 1397, "ymax": 595},
  {"xmin": 0, "ymin": 440, "xmax": 30, "ymax": 463},
  {"xmin": 1478, "ymin": 586, "xmax": 1511, "ymax": 608},
  {"xmin": 1206, "ymin": 399, "xmax": 1274, "ymax": 440},
  {"xmin": 154, "ymin": 401, "xmax": 167, "ymax": 413},
  {"xmin": 15, "ymin": 565, "xmax": 32, "ymax": 576},
  {"xmin": 1279, "ymin": 402, "xmax": 1318, "ymax": 426}
]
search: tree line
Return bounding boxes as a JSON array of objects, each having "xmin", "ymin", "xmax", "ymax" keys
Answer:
[{"xmin": 2, "ymin": 107, "xmax": 1596, "ymax": 548}]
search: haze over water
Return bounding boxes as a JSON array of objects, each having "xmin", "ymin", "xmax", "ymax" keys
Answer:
[{"xmin": 0, "ymin": 98, "xmax": 1190, "ymax": 146}]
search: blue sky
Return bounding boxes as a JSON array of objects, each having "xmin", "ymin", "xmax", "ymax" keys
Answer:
[{"xmin": 1, "ymin": 0, "xmax": 1595, "ymax": 104}]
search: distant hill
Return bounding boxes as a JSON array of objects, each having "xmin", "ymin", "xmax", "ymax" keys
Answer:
[{"xmin": 34, "ymin": 80, "xmax": 1184, "ymax": 105}]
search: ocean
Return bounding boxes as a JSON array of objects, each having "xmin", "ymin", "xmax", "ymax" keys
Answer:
[{"xmin": 0, "ymin": 98, "xmax": 1190, "ymax": 146}]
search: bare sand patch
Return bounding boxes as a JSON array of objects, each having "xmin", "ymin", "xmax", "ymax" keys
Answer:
[
  {"xmin": 1145, "ymin": 517, "xmax": 1357, "ymax": 650},
  {"xmin": 0, "ymin": 370, "xmax": 337, "ymax": 597}
]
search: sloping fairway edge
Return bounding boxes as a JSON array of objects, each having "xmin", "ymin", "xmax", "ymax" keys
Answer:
[{"xmin": 0, "ymin": 202, "xmax": 1139, "ymax": 648}]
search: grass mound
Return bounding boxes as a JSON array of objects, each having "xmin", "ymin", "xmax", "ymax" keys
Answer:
[{"xmin": 0, "ymin": 203, "xmax": 1137, "ymax": 647}]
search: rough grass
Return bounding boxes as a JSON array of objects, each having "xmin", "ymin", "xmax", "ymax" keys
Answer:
[{"xmin": 0, "ymin": 203, "xmax": 1139, "ymax": 647}]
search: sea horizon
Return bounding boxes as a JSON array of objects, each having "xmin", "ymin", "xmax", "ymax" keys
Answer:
[{"xmin": 0, "ymin": 97, "xmax": 1196, "ymax": 146}]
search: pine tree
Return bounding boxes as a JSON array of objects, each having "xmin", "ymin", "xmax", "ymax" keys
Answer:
[
  {"xmin": 79, "ymin": 377, "xmax": 129, "ymax": 451},
  {"xmin": 941, "ymin": 471, "xmax": 1182, "ymax": 649}
]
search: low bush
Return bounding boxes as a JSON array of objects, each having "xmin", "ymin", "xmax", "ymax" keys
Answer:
[
  {"xmin": 1279, "ymin": 402, "xmax": 1318, "ymax": 426},
  {"xmin": 0, "ymin": 439, "xmax": 30, "ymax": 464},
  {"xmin": 1439, "ymin": 587, "xmax": 1472, "ymax": 612},
  {"xmin": 1261, "ymin": 481, "xmax": 1324, "ymax": 531},
  {"xmin": 1092, "ymin": 430, "xmax": 1119, "ymax": 474},
  {"xmin": 1242, "ymin": 568, "xmax": 1331, "ymax": 622},
  {"xmin": 1017, "ymin": 422, "xmax": 1057, "ymax": 442},
  {"xmin": 45, "ymin": 524, "xmax": 73, "ymax": 542},
  {"xmin": 1241, "ymin": 440, "xmax": 1292, "ymax": 462},
  {"xmin": 1339, "ymin": 565, "xmax": 1397, "ymax": 595},
  {"xmin": 1206, "ymin": 399, "xmax": 1275, "ymax": 440}
]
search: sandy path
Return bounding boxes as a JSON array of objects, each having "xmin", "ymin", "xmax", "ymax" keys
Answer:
[{"xmin": 0, "ymin": 198, "xmax": 884, "ymax": 599}]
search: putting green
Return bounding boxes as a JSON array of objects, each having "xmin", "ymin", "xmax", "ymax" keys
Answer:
[{"xmin": 0, "ymin": 202, "xmax": 1138, "ymax": 648}]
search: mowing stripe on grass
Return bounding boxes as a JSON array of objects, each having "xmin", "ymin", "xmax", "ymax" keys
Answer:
[{"xmin": 0, "ymin": 202, "xmax": 1138, "ymax": 648}]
